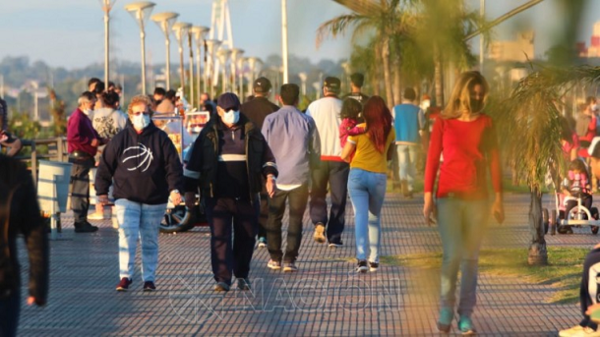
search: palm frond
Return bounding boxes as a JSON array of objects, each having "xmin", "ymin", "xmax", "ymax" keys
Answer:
[{"xmin": 316, "ymin": 14, "xmax": 367, "ymax": 48}]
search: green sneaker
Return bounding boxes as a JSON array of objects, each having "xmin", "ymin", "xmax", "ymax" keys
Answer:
[
  {"xmin": 458, "ymin": 316, "xmax": 476, "ymax": 335},
  {"xmin": 437, "ymin": 308, "xmax": 454, "ymax": 333}
]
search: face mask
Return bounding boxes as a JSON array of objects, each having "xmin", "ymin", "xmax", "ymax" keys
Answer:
[
  {"xmin": 421, "ymin": 100, "xmax": 430, "ymax": 110},
  {"xmin": 592, "ymin": 104, "xmax": 598, "ymax": 113},
  {"xmin": 132, "ymin": 114, "xmax": 151, "ymax": 130},
  {"xmin": 222, "ymin": 110, "xmax": 240, "ymax": 125},
  {"xmin": 469, "ymin": 98, "xmax": 484, "ymax": 113}
]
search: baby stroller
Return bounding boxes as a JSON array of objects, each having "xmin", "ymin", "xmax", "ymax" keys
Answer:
[{"xmin": 543, "ymin": 158, "xmax": 599, "ymax": 235}]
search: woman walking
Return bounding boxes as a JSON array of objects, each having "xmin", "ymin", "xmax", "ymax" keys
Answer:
[
  {"xmin": 341, "ymin": 96, "xmax": 395, "ymax": 273},
  {"xmin": 95, "ymin": 95, "xmax": 183, "ymax": 292},
  {"xmin": 423, "ymin": 71, "xmax": 504, "ymax": 334}
]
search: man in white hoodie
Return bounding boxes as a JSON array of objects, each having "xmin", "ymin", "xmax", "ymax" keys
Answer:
[{"xmin": 306, "ymin": 77, "xmax": 347, "ymax": 247}]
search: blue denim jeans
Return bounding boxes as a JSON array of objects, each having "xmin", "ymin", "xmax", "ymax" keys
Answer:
[
  {"xmin": 436, "ymin": 198, "xmax": 489, "ymax": 317},
  {"xmin": 348, "ymin": 168, "xmax": 387, "ymax": 263},
  {"xmin": 396, "ymin": 144, "xmax": 419, "ymax": 191},
  {"xmin": 115, "ymin": 199, "xmax": 167, "ymax": 282}
]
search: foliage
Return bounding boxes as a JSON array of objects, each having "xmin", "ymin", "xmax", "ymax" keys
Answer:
[
  {"xmin": 385, "ymin": 247, "xmax": 588, "ymax": 304},
  {"xmin": 9, "ymin": 111, "xmax": 42, "ymax": 140}
]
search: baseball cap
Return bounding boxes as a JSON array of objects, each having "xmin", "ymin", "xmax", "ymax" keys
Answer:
[
  {"xmin": 254, "ymin": 77, "xmax": 272, "ymax": 93},
  {"xmin": 217, "ymin": 93, "xmax": 241, "ymax": 111},
  {"xmin": 588, "ymin": 137, "xmax": 600, "ymax": 158},
  {"xmin": 323, "ymin": 76, "xmax": 341, "ymax": 93}
]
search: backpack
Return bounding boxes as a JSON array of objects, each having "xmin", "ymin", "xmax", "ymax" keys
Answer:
[{"xmin": 0, "ymin": 182, "xmax": 18, "ymax": 298}]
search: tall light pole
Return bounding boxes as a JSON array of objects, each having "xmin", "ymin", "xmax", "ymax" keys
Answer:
[
  {"xmin": 480, "ymin": 0, "xmax": 485, "ymax": 73},
  {"xmin": 173, "ymin": 22, "xmax": 192, "ymax": 93},
  {"xmin": 191, "ymin": 26, "xmax": 210, "ymax": 103},
  {"xmin": 205, "ymin": 40, "xmax": 222, "ymax": 99},
  {"xmin": 281, "ymin": 0, "xmax": 289, "ymax": 83},
  {"xmin": 100, "ymin": 0, "xmax": 117, "ymax": 86},
  {"xmin": 217, "ymin": 49, "xmax": 232, "ymax": 93},
  {"xmin": 125, "ymin": 1, "xmax": 156, "ymax": 95},
  {"xmin": 151, "ymin": 12, "xmax": 179, "ymax": 90},
  {"xmin": 230, "ymin": 49, "xmax": 244, "ymax": 96}
]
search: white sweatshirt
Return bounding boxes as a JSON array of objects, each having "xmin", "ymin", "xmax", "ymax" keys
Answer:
[{"xmin": 306, "ymin": 96, "xmax": 343, "ymax": 161}]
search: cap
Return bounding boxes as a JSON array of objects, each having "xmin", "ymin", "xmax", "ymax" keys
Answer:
[
  {"xmin": 588, "ymin": 137, "xmax": 600, "ymax": 158},
  {"xmin": 217, "ymin": 93, "xmax": 241, "ymax": 111},
  {"xmin": 323, "ymin": 76, "xmax": 341, "ymax": 93},
  {"xmin": 253, "ymin": 77, "xmax": 272, "ymax": 93}
]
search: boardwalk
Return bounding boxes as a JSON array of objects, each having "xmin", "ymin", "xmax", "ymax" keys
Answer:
[{"xmin": 16, "ymin": 193, "xmax": 596, "ymax": 336}]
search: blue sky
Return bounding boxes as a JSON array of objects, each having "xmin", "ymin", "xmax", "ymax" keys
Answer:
[{"xmin": 0, "ymin": 0, "xmax": 598, "ymax": 69}]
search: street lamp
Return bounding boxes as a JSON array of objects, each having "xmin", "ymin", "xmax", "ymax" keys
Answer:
[
  {"xmin": 124, "ymin": 1, "xmax": 156, "ymax": 95},
  {"xmin": 230, "ymin": 48, "xmax": 244, "ymax": 96},
  {"xmin": 100, "ymin": 0, "xmax": 117, "ymax": 86},
  {"xmin": 151, "ymin": 12, "xmax": 179, "ymax": 90},
  {"xmin": 172, "ymin": 22, "xmax": 192, "ymax": 94},
  {"xmin": 204, "ymin": 40, "xmax": 222, "ymax": 99},
  {"xmin": 281, "ymin": 0, "xmax": 289, "ymax": 83},
  {"xmin": 191, "ymin": 26, "xmax": 210, "ymax": 103},
  {"xmin": 246, "ymin": 57, "xmax": 262, "ymax": 97},
  {"xmin": 217, "ymin": 49, "xmax": 232, "ymax": 93}
]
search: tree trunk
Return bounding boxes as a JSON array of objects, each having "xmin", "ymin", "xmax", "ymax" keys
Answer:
[
  {"xmin": 381, "ymin": 36, "xmax": 394, "ymax": 109},
  {"xmin": 373, "ymin": 43, "xmax": 382, "ymax": 96},
  {"xmin": 393, "ymin": 56, "xmax": 402, "ymax": 105},
  {"xmin": 528, "ymin": 187, "xmax": 548, "ymax": 266},
  {"xmin": 433, "ymin": 44, "xmax": 444, "ymax": 108}
]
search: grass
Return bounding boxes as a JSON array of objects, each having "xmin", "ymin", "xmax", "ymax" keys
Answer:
[{"xmin": 383, "ymin": 247, "xmax": 589, "ymax": 304}]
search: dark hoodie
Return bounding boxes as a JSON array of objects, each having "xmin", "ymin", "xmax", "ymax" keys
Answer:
[{"xmin": 95, "ymin": 121, "xmax": 183, "ymax": 205}]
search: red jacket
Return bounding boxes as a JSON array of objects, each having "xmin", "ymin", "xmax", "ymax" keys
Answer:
[{"xmin": 67, "ymin": 108, "xmax": 99, "ymax": 156}]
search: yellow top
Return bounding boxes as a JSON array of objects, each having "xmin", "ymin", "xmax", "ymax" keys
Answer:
[{"xmin": 348, "ymin": 125, "xmax": 395, "ymax": 173}]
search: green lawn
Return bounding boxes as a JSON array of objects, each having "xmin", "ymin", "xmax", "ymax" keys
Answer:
[{"xmin": 383, "ymin": 247, "xmax": 588, "ymax": 304}]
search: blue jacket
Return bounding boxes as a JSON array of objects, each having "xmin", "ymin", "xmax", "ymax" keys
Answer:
[
  {"xmin": 393, "ymin": 103, "xmax": 424, "ymax": 144},
  {"xmin": 262, "ymin": 105, "xmax": 321, "ymax": 186}
]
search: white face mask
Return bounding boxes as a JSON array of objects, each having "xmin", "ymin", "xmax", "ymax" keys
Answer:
[
  {"xmin": 222, "ymin": 110, "xmax": 240, "ymax": 125},
  {"xmin": 592, "ymin": 104, "xmax": 599, "ymax": 113},
  {"xmin": 132, "ymin": 114, "xmax": 151, "ymax": 130},
  {"xmin": 421, "ymin": 100, "xmax": 431, "ymax": 110}
]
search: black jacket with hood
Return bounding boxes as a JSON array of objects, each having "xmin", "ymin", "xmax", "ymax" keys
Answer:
[{"xmin": 95, "ymin": 121, "xmax": 183, "ymax": 205}]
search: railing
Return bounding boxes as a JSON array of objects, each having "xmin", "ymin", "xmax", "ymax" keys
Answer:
[{"xmin": 13, "ymin": 137, "xmax": 68, "ymax": 183}]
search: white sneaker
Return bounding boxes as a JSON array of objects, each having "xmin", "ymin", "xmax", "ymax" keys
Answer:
[
  {"xmin": 88, "ymin": 212, "xmax": 105, "ymax": 220},
  {"xmin": 559, "ymin": 325, "xmax": 600, "ymax": 337}
]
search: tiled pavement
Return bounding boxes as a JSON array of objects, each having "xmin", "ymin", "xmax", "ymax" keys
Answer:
[{"xmin": 15, "ymin": 193, "xmax": 600, "ymax": 336}]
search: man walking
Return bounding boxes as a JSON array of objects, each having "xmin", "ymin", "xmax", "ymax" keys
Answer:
[
  {"xmin": 184, "ymin": 93, "xmax": 277, "ymax": 292},
  {"xmin": 393, "ymin": 88, "xmax": 426, "ymax": 198},
  {"xmin": 67, "ymin": 91, "xmax": 103, "ymax": 233},
  {"xmin": 342, "ymin": 73, "xmax": 369, "ymax": 105},
  {"xmin": 262, "ymin": 84, "xmax": 320, "ymax": 272},
  {"xmin": 306, "ymin": 77, "xmax": 347, "ymax": 247},
  {"xmin": 241, "ymin": 77, "xmax": 280, "ymax": 248}
]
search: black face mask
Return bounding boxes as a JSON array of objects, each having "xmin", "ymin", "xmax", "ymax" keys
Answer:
[{"xmin": 470, "ymin": 98, "xmax": 483, "ymax": 113}]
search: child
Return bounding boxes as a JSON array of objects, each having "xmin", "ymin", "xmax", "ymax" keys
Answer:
[
  {"xmin": 562, "ymin": 158, "xmax": 593, "ymax": 218},
  {"xmin": 339, "ymin": 98, "xmax": 366, "ymax": 162}
]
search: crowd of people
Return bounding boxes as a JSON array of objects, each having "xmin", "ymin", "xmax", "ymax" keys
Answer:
[{"xmin": 26, "ymin": 69, "xmax": 600, "ymax": 336}]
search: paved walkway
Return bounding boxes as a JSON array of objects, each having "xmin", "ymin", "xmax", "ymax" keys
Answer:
[{"xmin": 15, "ymin": 193, "xmax": 598, "ymax": 336}]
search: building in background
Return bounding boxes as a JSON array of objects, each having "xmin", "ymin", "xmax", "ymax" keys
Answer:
[
  {"xmin": 577, "ymin": 21, "xmax": 600, "ymax": 57},
  {"xmin": 489, "ymin": 31, "xmax": 535, "ymax": 63}
]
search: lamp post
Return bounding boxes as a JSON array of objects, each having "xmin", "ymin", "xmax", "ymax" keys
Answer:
[
  {"xmin": 100, "ymin": 0, "xmax": 117, "ymax": 86},
  {"xmin": 298, "ymin": 72, "xmax": 307, "ymax": 97},
  {"xmin": 151, "ymin": 12, "xmax": 179, "ymax": 90},
  {"xmin": 205, "ymin": 40, "xmax": 222, "ymax": 99},
  {"xmin": 230, "ymin": 48, "xmax": 244, "ymax": 96},
  {"xmin": 173, "ymin": 22, "xmax": 192, "ymax": 93},
  {"xmin": 480, "ymin": 0, "xmax": 485, "ymax": 73},
  {"xmin": 281, "ymin": 0, "xmax": 289, "ymax": 83},
  {"xmin": 124, "ymin": 1, "xmax": 156, "ymax": 95},
  {"xmin": 217, "ymin": 49, "xmax": 232, "ymax": 93},
  {"xmin": 341, "ymin": 61, "xmax": 351, "ymax": 93},
  {"xmin": 191, "ymin": 26, "xmax": 210, "ymax": 104}
]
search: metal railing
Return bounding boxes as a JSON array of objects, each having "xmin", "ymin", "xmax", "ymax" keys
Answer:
[{"xmin": 13, "ymin": 137, "xmax": 68, "ymax": 183}]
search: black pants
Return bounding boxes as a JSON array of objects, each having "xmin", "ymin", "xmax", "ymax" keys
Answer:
[
  {"xmin": 70, "ymin": 158, "xmax": 94, "ymax": 223},
  {"xmin": 579, "ymin": 248, "xmax": 600, "ymax": 329},
  {"xmin": 205, "ymin": 197, "xmax": 258, "ymax": 285},
  {"xmin": 0, "ymin": 287, "xmax": 20, "ymax": 337},
  {"xmin": 258, "ymin": 178, "xmax": 269, "ymax": 239},
  {"xmin": 310, "ymin": 161, "xmax": 349, "ymax": 244},
  {"xmin": 267, "ymin": 185, "xmax": 309, "ymax": 263}
]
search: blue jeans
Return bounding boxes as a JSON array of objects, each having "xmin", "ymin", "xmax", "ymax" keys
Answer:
[
  {"xmin": 115, "ymin": 199, "xmax": 167, "ymax": 282},
  {"xmin": 437, "ymin": 198, "xmax": 489, "ymax": 317},
  {"xmin": 396, "ymin": 144, "xmax": 419, "ymax": 191},
  {"xmin": 348, "ymin": 168, "xmax": 387, "ymax": 263}
]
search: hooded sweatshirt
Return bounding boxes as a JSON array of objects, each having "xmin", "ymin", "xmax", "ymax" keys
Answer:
[{"xmin": 95, "ymin": 121, "xmax": 183, "ymax": 205}]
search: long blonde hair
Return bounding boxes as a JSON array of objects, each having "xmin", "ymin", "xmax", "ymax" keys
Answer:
[{"xmin": 442, "ymin": 71, "xmax": 489, "ymax": 119}]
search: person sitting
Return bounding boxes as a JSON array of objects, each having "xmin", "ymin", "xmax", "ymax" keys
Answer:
[{"xmin": 561, "ymin": 159, "xmax": 593, "ymax": 222}]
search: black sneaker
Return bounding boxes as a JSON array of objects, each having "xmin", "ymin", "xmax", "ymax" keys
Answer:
[
  {"xmin": 214, "ymin": 282, "xmax": 230, "ymax": 292},
  {"xmin": 74, "ymin": 221, "xmax": 99, "ymax": 233},
  {"xmin": 116, "ymin": 277, "xmax": 132, "ymax": 291},
  {"xmin": 369, "ymin": 261, "xmax": 379, "ymax": 272},
  {"xmin": 283, "ymin": 262, "xmax": 298, "ymax": 273},
  {"xmin": 237, "ymin": 278, "xmax": 251, "ymax": 291},
  {"xmin": 143, "ymin": 281, "xmax": 156, "ymax": 292},
  {"xmin": 356, "ymin": 260, "xmax": 368, "ymax": 273}
]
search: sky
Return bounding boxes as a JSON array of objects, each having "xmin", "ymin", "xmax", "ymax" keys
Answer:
[{"xmin": 1, "ymin": 0, "xmax": 599, "ymax": 70}]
